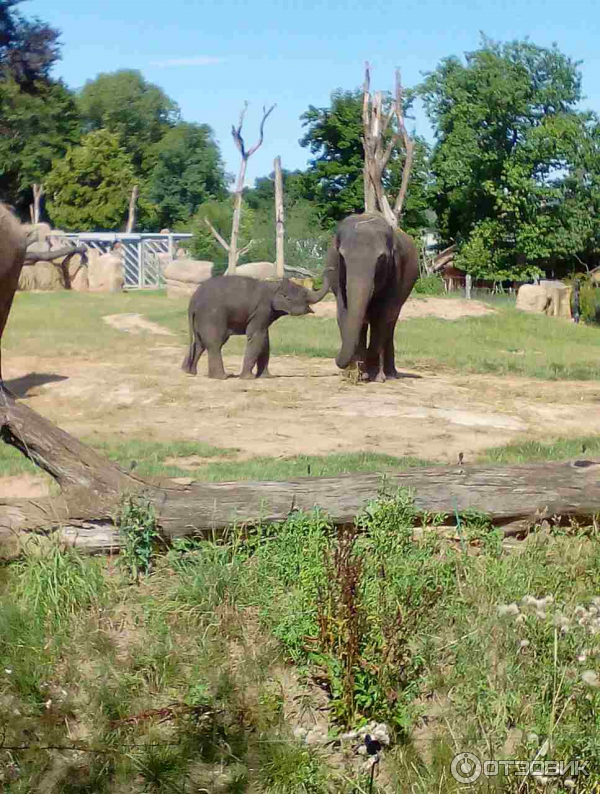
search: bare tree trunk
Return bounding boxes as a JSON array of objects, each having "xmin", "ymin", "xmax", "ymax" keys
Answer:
[
  {"xmin": 228, "ymin": 157, "xmax": 248, "ymax": 275},
  {"xmin": 29, "ymin": 184, "xmax": 45, "ymax": 225},
  {"xmin": 126, "ymin": 185, "xmax": 139, "ymax": 234},
  {"xmin": 274, "ymin": 156, "xmax": 285, "ymax": 277},
  {"xmin": 225, "ymin": 102, "xmax": 276, "ymax": 275},
  {"xmin": 1, "ymin": 391, "xmax": 600, "ymax": 557},
  {"xmin": 361, "ymin": 64, "xmax": 414, "ymax": 228}
]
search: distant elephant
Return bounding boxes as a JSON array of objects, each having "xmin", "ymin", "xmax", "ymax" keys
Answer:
[
  {"xmin": 182, "ymin": 274, "xmax": 330, "ymax": 380},
  {"xmin": 0, "ymin": 204, "xmax": 28, "ymax": 389},
  {"xmin": 327, "ymin": 213, "xmax": 419, "ymax": 382}
]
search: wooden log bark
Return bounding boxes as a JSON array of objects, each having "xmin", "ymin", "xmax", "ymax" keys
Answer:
[
  {"xmin": 274, "ymin": 156, "xmax": 285, "ymax": 278},
  {"xmin": 2, "ymin": 391, "xmax": 600, "ymax": 558}
]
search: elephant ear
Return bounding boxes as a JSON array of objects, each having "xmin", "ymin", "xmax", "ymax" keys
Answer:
[{"xmin": 271, "ymin": 281, "xmax": 292, "ymax": 313}]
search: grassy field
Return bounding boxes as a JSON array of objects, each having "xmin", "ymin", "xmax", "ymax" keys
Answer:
[
  {"xmin": 1, "ymin": 492, "xmax": 599, "ymax": 792},
  {"xmin": 2, "ymin": 289, "xmax": 600, "ymax": 792},
  {"xmin": 6, "ymin": 289, "xmax": 600, "ymax": 380}
]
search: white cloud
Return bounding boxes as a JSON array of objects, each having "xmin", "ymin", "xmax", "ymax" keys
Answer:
[{"xmin": 150, "ymin": 56, "xmax": 226, "ymax": 68}]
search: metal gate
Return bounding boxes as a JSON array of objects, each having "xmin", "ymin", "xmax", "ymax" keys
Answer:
[{"xmin": 63, "ymin": 232, "xmax": 193, "ymax": 289}]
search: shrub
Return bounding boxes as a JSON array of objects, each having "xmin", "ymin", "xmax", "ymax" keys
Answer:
[{"xmin": 413, "ymin": 274, "xmax": 445, "ymax": 295}]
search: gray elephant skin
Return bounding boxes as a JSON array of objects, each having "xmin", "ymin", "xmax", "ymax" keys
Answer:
[
  {"xmin": 181, "ymin": 275, "xmax": 329, "ymax": 380},
  {"xmin": 327, "ymin": 213, "xmax": 419, "ymax": 382}
]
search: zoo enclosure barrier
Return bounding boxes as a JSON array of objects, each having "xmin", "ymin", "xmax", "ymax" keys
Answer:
[{"xmin": 62, "ymin": 232, "xmax": 193, "ymax": 289}]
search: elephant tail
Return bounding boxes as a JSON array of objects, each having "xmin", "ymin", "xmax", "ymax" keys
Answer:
[
  {"xmin": 181, "ymin": 308, "xmax": 199, "ymax": 374},
  {"xmin": 335, "ymin": 277, "xmax": 372, "ymax": 370}
]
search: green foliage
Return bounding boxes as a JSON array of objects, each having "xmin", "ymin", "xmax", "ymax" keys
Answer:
[
  {"xmin": 145, "ymin": 121, "xmax": 229, "ymax": 228},
  {"xmin": 45, "ymin": 129, "xmax": 137, "ymax": 230},
  {"xmin": 0, "ymin": 76, "xmax": 81, "ymax": 213},
  {"xmin": 247, "ymin": 491, "xmax": 450, "ymax": 730},
  {"xmin": 413, "ymin": 274, "xmax": 445, "ymax": 295},
  {"xmin": 13, "ymin": 542, "xmax": 107, "ymax": 630},
  {"xmin": 420, "ymin": 35, "xmax": 599, "ymax": 279},
  {"xmin": 116, "ymin": 494, "xmax": 162, "ymax": 581},
  {"xmin": 0, "ymin": 0, "xmax": 61, "ymax": 88},
  {"xmin": 77, "ymin": 69, "xmax": 180, "ymax": 175},
  {"xmin": 580, "ymin": 283, "xmax": 600, "ymax": 324}
]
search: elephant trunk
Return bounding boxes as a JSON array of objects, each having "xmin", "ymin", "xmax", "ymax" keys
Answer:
[
  {"xmin": 335, "ymin": 276, "xmax": 373, "ymax": 370},
  {"xmin": 306, "ymin": 270, "xmax": 331, "ymax": 304}
]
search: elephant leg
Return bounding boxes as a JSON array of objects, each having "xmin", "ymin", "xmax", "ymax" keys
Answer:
[
  {"xmin": 206, "ymin": 343, "xmax": 228, "ymax": 380},
  {"xmin": 255, "ymin": 333, "xmax": 272, "ymax": 378},
  {"xmin": 182, "ymin": 329, "xmax": 206, "ymax": 376},
  {"xmin": 365, "ymin": 316, "xmax": 396, "ymax": 383},
  {"xmin": 383, "ymin": 335, "xmax": 400, "ymax": 378},
  {"xmin": 240, "ymin": 327, "xmax": 267, "ymax": 379}
]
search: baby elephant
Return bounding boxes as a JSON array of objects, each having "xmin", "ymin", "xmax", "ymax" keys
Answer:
[{"xmin": 181, "ymin": 275, "xmax": 330, "ymax": 380}]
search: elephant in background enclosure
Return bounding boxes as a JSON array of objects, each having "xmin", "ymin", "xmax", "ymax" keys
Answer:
[
  {"xmin": 327, "ymin": 213, "xmax": 419, "ymax": 382},
  {"xmin": 182, "ymin": 275, "xmax": 330, "ymax": 380}
]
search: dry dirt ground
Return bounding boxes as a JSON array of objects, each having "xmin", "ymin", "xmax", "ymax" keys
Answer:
[{"xmin": 3, "ymin": 296, "xmax": 600, "ymax": 497}]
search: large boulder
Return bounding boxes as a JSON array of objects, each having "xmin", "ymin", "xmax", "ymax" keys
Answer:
[
  {"xmin": 163, "ymin": 258, "xmax": 213, "ymax": 299},
  {"xmin": 235, "ymin": 262, "xmax": 278, "ymax": 280},
  {"xmin": 18, "ymin": 261, "xmax": 63, "ymax": 291},
  {"xmin": 516, "ymin": 282, "xmax": 572, "ymax": 319},
  {"xmin": 87, "ymin": 247, "xmax": 125, "ymax": 293}
]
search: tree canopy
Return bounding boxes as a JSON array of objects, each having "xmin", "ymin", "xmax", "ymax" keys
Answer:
[
  {"xmin": 45, "ymin": 130, "xmax": 137, "ymax": 231},
  {"xmin": 145, "ymin": 122, "xmax": 229, "ymax": 229},
  {"xmin": 420, "ymin": 36, "xmax": 599, "ymax": 279},
  {"xmin": 77, "ymin": 69, "xmax": 181, "ymax": 175},
  {"xmin": 0, "ymin": 0, "xmax": 61, "ymax": 88}
]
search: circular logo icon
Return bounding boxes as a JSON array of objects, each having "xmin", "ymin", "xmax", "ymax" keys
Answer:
[{"xmin": 451, "ymin": 752, "xmax": 482, "ymax": 784}]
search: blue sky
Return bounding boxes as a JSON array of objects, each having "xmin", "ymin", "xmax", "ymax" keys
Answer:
[{"xmin": 29, "ymin": 0, "xmax": 600, "ymax": 188}]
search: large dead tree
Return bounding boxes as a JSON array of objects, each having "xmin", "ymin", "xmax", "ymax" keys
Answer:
[
  {"xmin": 362, "ymin": 63, "xmax": 414, "ymax": 228},
  {"xmin": 205, "ymin": 102, "xmax": 275, "ymax": 275},
  {"xmin": 1, "ymin": 389, "xmax": 600, "ymax": 558}
]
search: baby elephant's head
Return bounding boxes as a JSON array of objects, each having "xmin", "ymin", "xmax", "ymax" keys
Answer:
[{"xmin": 271, "ymin": 276, "xmax": 330, "ymax": 316}]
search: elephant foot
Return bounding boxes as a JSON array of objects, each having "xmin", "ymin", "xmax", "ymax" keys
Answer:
[
  {"xmin": 208, "ymin": 372, "xmax": 230, "ymax": 380},
  {"xmin": 238, "ymin": 371, "xmax": 256, "ymax": 380},
  {"xmin": 372, "ymin": 371, "xmax": 386, "ymax": 383},
  {"xmin": 384, "ymin": 369, "xmax": 401, "ymax": 379},
  {"xmin": 256, "ymin": 370, "xmax": 274, "ymax": 379}
]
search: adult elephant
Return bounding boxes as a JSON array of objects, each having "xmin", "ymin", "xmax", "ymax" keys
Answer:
[
  {"xmin": 0, "ymin": 204, "xmax": 28, "ymax": 390},
  {"xmin": 327, "ymin": 213, "xmax": 419, "ymax": 382}
]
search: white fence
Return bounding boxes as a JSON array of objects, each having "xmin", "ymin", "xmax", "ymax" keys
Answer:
[{"xmin": 63, "ymin": 232, "xmax": 193, "ymax": 289}]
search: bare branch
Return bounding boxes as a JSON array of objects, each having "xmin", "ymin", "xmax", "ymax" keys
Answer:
[
  {"xmin": 246, "ymin": 104, "xmax": 276, "ymax": 159},
  {"xmin": 203, "ymin": 217, "xmax": 230, "ymax": 252},
  {"xmin": 231, "ymin": 101, "xmax": 249, "ymax": 158},
  {"xmin": 237, "ymin": 239, "xmax": 254, "ymax": 261},
  {"xmin": 392, "ymin": 69, "xmax": 414, "ymax": 220},
  {"xmin": 24, "ymin": 244, "xmax": 87, "ymax": 263}
]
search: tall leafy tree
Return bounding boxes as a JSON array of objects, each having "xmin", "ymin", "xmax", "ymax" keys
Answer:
[
  {"xmin": 78, "ymin": 69, "xmax": 180, "ymax": 175},
  {"xmin": 145, "ymin": 122, "xmax": 229, "ymax": 228},
  {"xmin": 45, "ymin": 129, "xmax": 138, "ymax": 231},
  {"xmin": 420, "ymin": 36, "xmax": 595, "ymax": 279},
  {"xmin": 0, "ymin": 0, "xmax": 61, "ymax": 88},
  {"xmin": 298, "ymin": 89, "xmax": 431, "ymax": 235},
  {"xmin": 0, "ymin": 77, "xmax": 81, "ymax": 213}
]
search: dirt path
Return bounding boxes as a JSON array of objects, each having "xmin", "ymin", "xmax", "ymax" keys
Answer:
[{"xmin": 3, "ymin": 297, "xmax": 599, "ymax": 497}]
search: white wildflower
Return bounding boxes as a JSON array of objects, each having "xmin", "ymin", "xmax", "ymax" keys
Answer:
[{"xmin": 582, "ymin": 670, "xmax": 600, "ymax": 687}]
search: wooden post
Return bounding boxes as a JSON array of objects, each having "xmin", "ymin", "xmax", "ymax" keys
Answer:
[
  {"xmin": 274, "ymin": 156, "xmax": 285, "ymax": 278},
  {"xmin": 29, "ymin": 183, "xmax": 45, "ymax": 225},
  {"xmin": 125, "ymin": 185, "xmax": 139, "ymax": 233},
  {"xmin": 465, "ymin": 274, "xmax": 472, "ymax": 300}
]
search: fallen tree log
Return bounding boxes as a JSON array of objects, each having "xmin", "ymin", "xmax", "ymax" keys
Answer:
[{"xmin": 1, "ymin": 391, "xmax": 600, "ymax": 557}]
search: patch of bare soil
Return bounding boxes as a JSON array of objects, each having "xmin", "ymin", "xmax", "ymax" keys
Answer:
[
  {"xmin": 313, "ymin": 295, "xmax": 496, "ymax": 321},
  {"xmin": 0, "ymin": 474, "xmax": 51, "ymax": 498},
  {"xmin": 4, "ymin": 306, "xmax": 600, "ymax": 496},
  {"xmin": 102, "ymin": 313, "xmax": 175, "ymax": 336}
]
